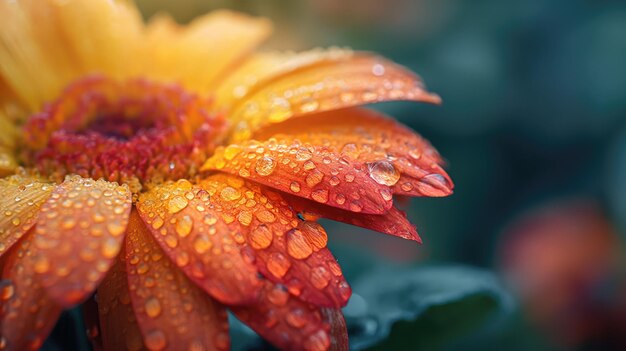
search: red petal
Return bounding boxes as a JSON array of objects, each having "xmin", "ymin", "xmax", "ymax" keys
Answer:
[
  {"xmin": 232, "ymin": 282, "xmax": 348, "ymax": 351},
  {"xmin": 32, "ymin": 175, "xmax": 131, "ymax": 307},
  {"xmin": 219, "ymin": 49, "xmax": 440, "ymax": 142},
  {"xmin": 199, "ymin": 174, "xmax": 351, "ymax": 307},
  {"xmin": 0, "ymin": 230, "xmax": 62, "ymax": 351},
  {"xmin": 125, "ymin": 211, "xmax": 230, "ymax": 351},
  {"xmin": 97, "ymin": 249, "xmax": 144, "ymax": 351},
  {"xmin": 287, "ymin": 195, "xmax": 421, "ymax": 242},
  {"xmin": 0, "ymin": 174, "xmax": 53, "ymax": 257},
  {"xmin": 136, "ymin": 180, "xmax": 262, "ymax": 305}
]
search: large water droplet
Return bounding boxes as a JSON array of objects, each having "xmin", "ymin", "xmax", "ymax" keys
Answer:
[
  {"xmin": 167, "ymin": 196, "xmax": 189, "ymax": 214},
  {"xmin": 368, "ymin": 160, "xmax": 400, "ymax": 186},
  {"xmin": 255, "ymin": 156, "xmax": 276, "ymax": 176},
  {"xmin": 286, "ymin": 229, "xmax": 313, "ymax": 259},
  {"xmin": 249, "ymin": 224, "xmax": 273, "ymax": 249},
  {"xmin": 266, "ymin": 252, "xmax": 291, "ymax": 278},
  {"xmin": 145, "ymin": 297, "xmax": 162, "ymax": 318},
  {"xmin": 144, "ymin": 329, "xmax": 167, "ymax": 350},
  {"xmin": 175, "ymin": 215, "xmax": 194, "ymax": 237}
]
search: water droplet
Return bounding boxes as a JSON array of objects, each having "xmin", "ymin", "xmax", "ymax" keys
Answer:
[
  {"xmin": 255, "ymin": 156, "xmax": 276, "ymax": 176},
  {"xmin": 349, "ymin": 201, "xmax": 363, "ymax": 212},
  {"xmin": 256, "ymin": 210, "xmax": 276, "ymax": 223},
  {"xmin": 311, "ymin": 189, "xmax": 329, "ymax": 204},
  {"xmin": 267, "ymin": 285, "xmax": 289, "ymax": 306},
  {"xmin": 220, "ymin": 187, "xmax": 241, "ymax": 201},
  {"xmin": 290, "ymin": 181, "xmax": 301, "ymax": 193},
  {"xmin": 175, "ymin": 215, "xmax": 194, "ymax": 237},
  {"xmin": 145, "ymin": 297, "xmax": 162, "ymax": 318},
  {"xmin": 304, "ymin": 330, "xmax": 330, "ymax": 351},
  {"xmin": 0, "ymin": 280, "xmax": 14, "ymax": 301},
  {"xmin": 164, "ymin": 235, "xmax": 179, "ymax": 248},
  {"xmin": 144, "ymin": 329, "xmax": 167, "ymax": 350},
  {"xmin": 237, "ymin": 210, "xmax": 252, "ymax": 226},
  {"xmin": 286, "ymin": 308, "xmax": 307, "ymax": 327},
  {"xmin": 106, "ymin": 220, "xmax": 125, "ymax": 236},
  {"xmin": 295, "ymin": 147, "xmax": 313, "ymax": 161},
  {"xmin": 101, "ymin": 238, "xmax": 120, "ymax": 258},
  {"xmin": 193, "ymin": 234, "xmax": 213, "ymax": 254},
  {"xmin": 400, "ymin": 182, "xmax": 414, "ymax": 192},
  {"xmin": 301, "ymin": 222, "xmax": 328, "ymax": 250},
  {"xmin": 310, "ymin": 266, "xmax": 331, "ymax": 289},
  {"xmin": 168, "ymin": 196, "xmax": 189, "ymax": 214},
  {"xmin": 303, "ymin": 160, "xmax": 316, "ymax": 171},
  {"xmin": 287, "ymin": 229, "xmax": 313, "ymax": 259},
  {"xmin": 379, "ymin": 188, "xmax": 393, "ymax": 201},
  {"xmin": 340, "ymin": 143, "xmax": 359, "ymax": 159},
  {"xmin": 372, "ymin": 63, "xmax": 385, "ymax": 76},
  {"xmin": 368, "ymin": 160, "xmax": 400, "ymax": 186},
  {"xmin": 250, "ymin": 224, "xmax": 273, "ymax": 249},
  {"xmin": 266, "ymin": 252, "xmax": 291, "ymax": 278},
  {"xmin": 335, "ymin": 194, "xmax": 346, "ymax": 205}
]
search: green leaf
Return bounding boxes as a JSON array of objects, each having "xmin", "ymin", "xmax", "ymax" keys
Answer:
[{"xmin": 345, "ymin": 265, "xmax": 514, "ymax": 351}]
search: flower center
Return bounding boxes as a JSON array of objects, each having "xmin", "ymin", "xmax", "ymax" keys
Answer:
[{"xmin": 22, "ymin": 76, "xmax": 225, "ymax": 192}]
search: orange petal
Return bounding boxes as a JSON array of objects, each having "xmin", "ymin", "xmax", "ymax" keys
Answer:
[
  {"xmin": 287, "ymin": 195, "xmax": 420, "ymax": 242},
  {"xmin": 0, "ymin": 174, "xmax": 53, "ymax": 257},
  {"xmin": 231, "ymin": 281, "xmax": 347, "ymax": 351},
  {"xmin": 218, "ymin": 49, "xmax": 440, "ymax": 142},
  {"xmin": 203, "ymin": 140, "xmax": 393, "ymax": 215},
  {"xmin": 254, "ymin": 107, "xmax": 453, "ymax": 197},
  {"xmin": 32, "ymin": 175, "xmax": 131, "ymax": 307},
  {"xmin": 125, "ymin": 210, "xmax": 230, "ymax": 351},
  {"xmin": 135, "ymin": 180, "xmax": 262, "ymax": 305},
  {"xmin": 1, "ymin": 229, "xmax": 63, "ymax": 351},
  {"xmin": 199, "ymin": 174, "xmax": 351, "ymax": 308},
  {"xmin": 97, "ymin": 250, "xmax": 144, "ymax": 351}
]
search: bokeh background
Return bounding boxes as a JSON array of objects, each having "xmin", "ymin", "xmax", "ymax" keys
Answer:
[{"xmin": 50, "ymin": 1, "xmax": 626, "ymax": 350}]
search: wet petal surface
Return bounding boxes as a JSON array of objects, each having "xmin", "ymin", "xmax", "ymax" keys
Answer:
[
  {"xmin": 32, "ymin": 175, "xmax": 131, "ymax": 307},
  {"xmin": 125, "ymin": 211, "xmax": 230, "ymax": 351},
  {"xmin": 0, "ymin": 174, "xmax": 53, "ymax": 257}
]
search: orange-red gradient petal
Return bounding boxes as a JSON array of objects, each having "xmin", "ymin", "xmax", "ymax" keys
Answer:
[
  {"xmin": 203, "ymin": 139, "xmax": 394, "ymax": 215},
  {"xmin": 97, "ymin": 250, "xmax": 144, "ymax": 351},
  {"xmin": 253, "ymin": 108, "xmax": 453, "ymax": 197},
  {"xmin": 199, "ymin": 174, "xmax": 351, "ymax": 307},
  {"xmin": 136, "ymin": 180, "xmax": 262, "ymax": 305},
  {"xmin": 0, "ymin": 230, "xmax": 62, "ymax": 351},
  {"xmin": 219, "ymin": 50, "xmax": 440, "ymax": 142},
  {"xmin": 231, "ymin": 281, "xmax": 348, "ymax": 351},
  {"xmin": 125, "ymin": 211, "xmax": 230, "ymax": 351},
  {"xmin": 0, "ymin": 175, "xmax": 53, "ymax": 257},
  {"xmin": 32, "ymin": 175, "xmax": 131, "ymax": 307},
  {"xmin": 286, "ymin": 195, "xmax": 420, "ymax": 242}
]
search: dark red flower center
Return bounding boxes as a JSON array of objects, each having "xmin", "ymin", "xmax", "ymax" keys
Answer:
[{"xmin": 22, "ymin": 76, "xmax": 225, "ymax": 192}]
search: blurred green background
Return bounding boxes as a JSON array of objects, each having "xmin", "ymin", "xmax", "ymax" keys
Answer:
[
  {"xmin": 133, "ymin": 1, "xmax": 626, "ymax": 350},
  {"xmin": 48, "ymin": 1, "xmax": 626, "ymax": 350}
]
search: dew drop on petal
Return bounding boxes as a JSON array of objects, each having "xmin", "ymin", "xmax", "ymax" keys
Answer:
[
  {"xmin": 290, "ymin": 181, "xmax": 301, "ymax": 193},
  {"xmin": 266, "ymin": 252, "xmax": 291, "ymax": 278},
  {"xmin": 249, "ymin": 224, "xmax": 273, "ymax": 249},
  {"xmin": 311, "ymin": 189, "xmax": 329, "ymax": 204},
  {"xmin": 304, "ymin": 330, "xmax": 330, "ymax": 351},
  {"xmin": 175, "ymin": 215, "xmax": 194, "ymax": 237},
  {"xmin": 310, "ymin": 266, "xmax": 331, "ymax": 289},
  {"xmin": 145, "ymin": 297, "xmax": 162, "ymax": 318},
  {"xmin": 144, "ymin": 329, "xmax": 167, "ymax": 350},
  {"xmin": 167, "ymin": 196, "xmax": 189, "ymax": 214},
  {"xmin": 255, "ymin": 156, "xmax": 276, "ymax": 176},
  {"xmin": 0, "ymin": 280, "xmax": 14, "ymax": 301},
  {"xmin": 220, "ymin": 187, "xmax": 241, "ymax": 201},
  {"xmin": 368, "ymin": 160, "xmax": 400, "ymax": 186},
  {"xmin": 286, "ymin": 308, "xmax": 307, "ymax": 328},
  {"xmin": 286, "ymin": 229, "xmax": 313, "ymax": 259}
]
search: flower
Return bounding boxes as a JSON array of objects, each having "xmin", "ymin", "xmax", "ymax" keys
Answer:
[{"xmin": 0, "ymin": 0, "xmax": 453, "ymax": 350}]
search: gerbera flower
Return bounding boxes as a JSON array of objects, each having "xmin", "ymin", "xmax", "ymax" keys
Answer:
[{"xmin": 0, "ymin": 0, "xmax": 453, "ymax": 350}]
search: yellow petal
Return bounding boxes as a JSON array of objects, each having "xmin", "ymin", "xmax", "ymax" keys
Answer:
[
  {"xmin": 141, "ymin": 10, "xmax": 272, "ymax": 92},
  {"xmin": 0, "ymin": 0, "xmax": 143, "ymax": 110},
  {"xmin": 0, "ymin": 174, "xmax": 53, "ymax": 256},
  {"xmin": 215, "ymin": 49, "xmax": 440, "ymax": 142}
]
